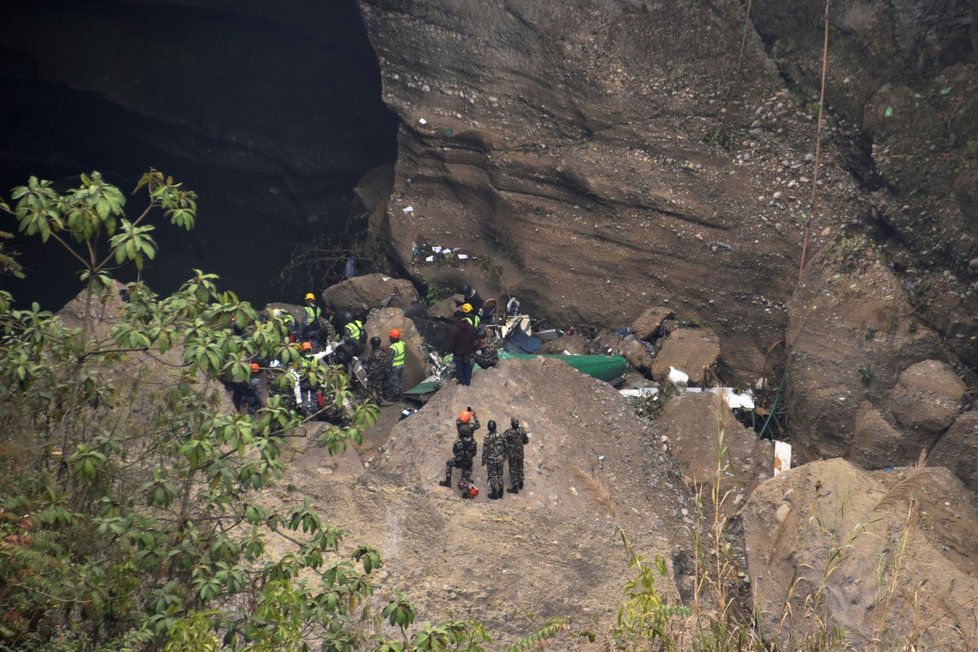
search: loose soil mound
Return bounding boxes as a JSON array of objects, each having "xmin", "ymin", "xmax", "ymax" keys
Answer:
[{"xmin": 264, "ymin": 358, "xmax": 695, "ymax": 645}]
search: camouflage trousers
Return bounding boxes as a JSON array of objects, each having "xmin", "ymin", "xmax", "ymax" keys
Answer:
[
  {"xmin": 486, "ymin": 462, "xmax": 504, "ymax": 493},
  {"xmin": 445, "ymin": 457, "xmax": 473, "ymax": 483},
  {"xmin": 384, "ymin": 365, "xmax": 403, "ymax": 400},
  {"xmin": 366, "ymin": 376, "xmax": 384, "ymax": 403},
  {"xmin": 507, "ymin": 454, "xmax": 525, "ymax": 488}
]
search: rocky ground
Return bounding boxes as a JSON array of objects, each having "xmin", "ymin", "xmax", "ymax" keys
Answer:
[{"xmin": 258, "ymin": 357, "xmax": 697, "ymax": 646}]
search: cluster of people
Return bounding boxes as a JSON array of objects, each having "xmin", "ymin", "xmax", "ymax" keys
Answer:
[
  {"xmin": 365, "ymin": 329, "xmax": 406, "ymax": 404},
  {"xmin": 226, "ymin": 292, "xmax": 395, "ymax": 420},
  {"xmin": 440, "ymin": 408, "xmax": 529, "ymax": 500},
  {"xmin": 226, "ymin": 282, "xmax": 503, "ymax": 425}
]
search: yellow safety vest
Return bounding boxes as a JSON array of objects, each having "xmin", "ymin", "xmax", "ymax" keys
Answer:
[
  {"xmin": 345, "ymin": 320, "xmax": 364, "ymax": 340},
  {"xmin": 390, "ymin": 341, "xmax": 405, "ymax": 367},
  {"xmin": 304, "ymin": 305, "xmax": 321, "ymax": 323}
]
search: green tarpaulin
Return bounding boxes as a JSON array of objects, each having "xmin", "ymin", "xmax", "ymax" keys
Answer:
[
  {"xmin": 404, "ymin": 353, "xmax": 627, "ymax": 398},
  {"xmin": 497, "ymin": 352, "xmax": 628, "ymax": 381}
]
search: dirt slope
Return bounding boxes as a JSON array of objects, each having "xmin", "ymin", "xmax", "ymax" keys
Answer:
[{"xmin": 262, "ymin": 358, "xmax": 695, "ymax": 645}]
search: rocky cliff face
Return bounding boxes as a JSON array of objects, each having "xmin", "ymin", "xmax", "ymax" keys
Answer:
[
  {"xmin": 359, "ymin": 0, "xmax": 977, "ymax": 469},
  {"xmin": 752, "ymin": 0, "xmax": 978, "ymax": 368},
  {"xmin": 359, "ymin": 0, "xmax": 871, "ymax": 378}
]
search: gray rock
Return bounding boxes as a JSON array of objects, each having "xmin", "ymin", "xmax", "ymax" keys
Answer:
[
  {"xmin": 322, "ymin": 274, "xmax": 419, "ymax": 314},
  {"xmin": 650, "ymin": 328, "xmax": 720, "ymax": 384},
  {"xmin": 629, "ymin": 306, "xmax": 674, "ymax": 341},
  {"xmin": 886, "ymin": 359, "xmax": 966, "ymax": 436}
]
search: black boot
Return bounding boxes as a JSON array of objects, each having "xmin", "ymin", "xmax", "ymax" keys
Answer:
[
  {"xmin": 507, "ymin": 486, "xmax": 518, "ymax": 494},
  {"xmin": 489, "ymin": 489, "xmax": 499, "ymax": 500},
  {"xmin": 519, "ymin": 480, "xmax": 524, "ymax": 489},
  {"xmin": 438, "ymin": 473, "xmax": 452, "ymax": 488}
]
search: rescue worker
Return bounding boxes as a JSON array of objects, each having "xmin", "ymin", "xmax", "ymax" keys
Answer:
[
  {"xmin": 504, "ymin": 417, "xmax": 529, "ymax": 493},
  {"xmin": 297, "ymin": 341, "xmax": 319, "ymax": 414},
  {"xmin": 444, "ymin": 309, "xmax": 478, "ymax": 385},
  {"xmin": 455, "ymin": 284, "xmax": 484, "ymax": 315},
  {"xmin": 240, "ymin": 362, "xmax": 263, "ymax": 416},
  {"xmin": 365, "ymin": 335, "xmax": 387, "ymax": 404},
  {"xmin": 320, "ymin": 304, "xmax": 338, "ymax": 342},
  {"xmin": 341, "ymin": 312, "xmax": 366, "ymax": 357},
  {"xmin": 271, "ymin": 308, "xmax": 298, "ymax": 342},
  {"xmin": 300, "ymin": 292, "xmax": 324, "ymax": 345},
  {"xmin": 475, "ymin": 326, "xmax": 501, "ymax": 368},
  {"xmin": 386, "ymin": 328, "xmax": 405, "ymax": 401},
  {"xmin": 439, "ymin": 409, "xmax": 480, "ymax": 492},
  {"xmin": 481, "ymin": 420, "xmax": 507, "ymax": 500}
]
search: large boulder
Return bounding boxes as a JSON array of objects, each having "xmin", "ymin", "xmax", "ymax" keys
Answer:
[
  {"xmin": 886, "ymin": 359, "xmax": 967, "ymax": 438},
  {"xmin": 743, "ymin": 458, "xmax": 978, "ymax": 649},
  {"xmin": 785, "ymin": 246, "xmax": 944, "ymax": 463},
  {"xmin": 656, "ymin": 391, "xmax": 772, "ymax": 512},
  {"xmin": 650, "ymin": 328, "xmax": 721, "ymax": 384},
  {"xmin": 322, "ymin": 274, "xmax": 419, "ymax": 314},
  {"xmin": 929, "ymin": 411, "xmax": 978, "ymax": 494},
  {"xmin": 630, "ymin": 307, "xmax": 673, "ymax": 341}
]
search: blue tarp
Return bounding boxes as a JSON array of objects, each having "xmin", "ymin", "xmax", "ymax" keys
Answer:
[{"xmin": 503, "ymin": 328, "xmax": 543, "ymax": 354}]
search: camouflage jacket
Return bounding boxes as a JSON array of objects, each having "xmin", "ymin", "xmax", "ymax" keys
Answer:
[
  {"xmin": 482, "ymin": 430, "xmax": 508, "ymax": 466},
  {"xmin": 504, "ymin": 427, "xmax": 528, "ymax": 458},
  {"xmin": 452, "ymin": 434, "xmax": 477, "ymax": 462},
  {"xmin": 366, "ymin": 347, "xmax": 388, "ymax": 378}
]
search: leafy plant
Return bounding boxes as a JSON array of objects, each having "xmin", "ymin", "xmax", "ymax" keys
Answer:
[{"xmin": 0, "ymin": 171, "xmax": 428, "ymax": 651}]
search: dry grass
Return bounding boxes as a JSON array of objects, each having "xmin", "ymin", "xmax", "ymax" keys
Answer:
[
  {"xmin": 766, "ymin": 504, "xmax": 798, "ymax": 565},
  {"xmin": 572, "ymin": 467, "xmax": 616, "ymax": 517}
]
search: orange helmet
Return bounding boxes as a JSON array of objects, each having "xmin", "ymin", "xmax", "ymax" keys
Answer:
[
  {"xmin": 458, "ymin": 411, "xmax": 471, "ymax": 424},
  {"xmin": 250, "ymin": 362, "xmax": 260, "ymax": 373},
  {"xmin": 301, "ymin": 341, "xmax": 312, "ymax": 351},
  {"xmin": 388, "ymin": 328, "xmax": 400, "ymax": 340}
]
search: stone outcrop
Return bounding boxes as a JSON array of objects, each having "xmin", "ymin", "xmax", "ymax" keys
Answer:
[
  {"xmin": 751, "ymin": 0, "xmax": 978, "ymax": 367},
  {"xmin": 656, "ymin": 391, "xmax": 772, "ymax": 513},
  {"xmin": 650, "ymin": 328, "xmax": 721, "ymax": 384},
  {"xmin": 321, "ymin": 273, "xmax": 419, "ymax": 314},
  {"xmin": 930, "ymin": 411, "xmax": 978, "ymax": 494},
  {"xmin": 785, "ymin": 247, "xmax": 944, "ymax": 464},
  {"xmin": 743, "ymin": 459, "xmax": 978, "ymax": 649},
  {"xmin": 359, "ymin": 0, "xmax": 864, "ymax": 381}
]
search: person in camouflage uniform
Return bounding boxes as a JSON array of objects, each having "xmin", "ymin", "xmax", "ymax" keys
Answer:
[
  {"xmin": 439, "ymin": 409, "xmax": 480, "ymax": 493},
  {"xmin": 475, "ymin": 327, "xmax": 501, "ymax": 369},
  {"xmin": 504, "ymin": 416, "xmax": 529, "ymax": 494},
  {"xmin": 481, "ymin": 419, "xmax": 508, "ymax": 500},
  {"xmin": 365, "ymin": 336, "xmax": 387, "ymax": 404}
]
